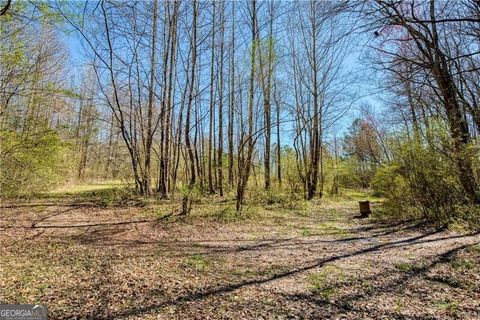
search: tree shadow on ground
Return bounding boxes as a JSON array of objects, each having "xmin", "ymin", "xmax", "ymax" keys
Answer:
[
  {"xmin": 58, "ymin": 219, "xmax": 445, "ymax": 255},
  {"xmin": 98, "ymin": 231, "xmax": 479, "ymax": 319}
]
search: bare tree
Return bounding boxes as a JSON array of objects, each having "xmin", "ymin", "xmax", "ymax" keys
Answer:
[{"xmin": 236, "ymin": 0, "xmax": 258, "ymax": 212}]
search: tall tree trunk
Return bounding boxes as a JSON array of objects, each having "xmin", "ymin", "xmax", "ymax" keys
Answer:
[
  {"xmin": 427, "ymin": 0, "xmax": 479, "ymax": 203},
  {"xmin": 228, "ymin": 1, "xmax": 236, "ymax": 188},
  {"xmin": 160, "ymin": 1, "xmax": 179, "ymax": 198},
  {"xmin": 236, "ymin": 0, "xmax": 257, "ymax": 212},
  {"xmin": 262, "ymin": 6, "xmax": 275, "ymax": 190},
  {"xmin": 182, "ymin": 0, "xmax": 198, "ymax": 215},
  {"xmin": 274, "ymin": 84, "xmax": 282, "ymax": 186},
  {"xmin": 307, "ymin": 2, "xmax": 320, "ymax": 201},
  {"xmin": 208, "ymin": 0, "xmax": 216, "ymax": 194},
  {"xmin": 144, "ymin": 0, "xmax": 158, "ymax": 196},
  {"xmin": 217, "ymin": 0, "xmax": 225, "ymax": 196}
]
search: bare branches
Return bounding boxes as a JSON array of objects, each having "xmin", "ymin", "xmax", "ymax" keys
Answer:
[{"xmin": 0, "ymin": 0, "xmax": 11, "ymax": 16}]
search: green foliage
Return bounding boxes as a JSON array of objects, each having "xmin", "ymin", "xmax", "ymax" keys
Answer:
[
  {"xmin": 0, "ymin": 129, "xmax": 72, "ymax": 198},
  {"xmin": 342, "ymin": 118, "xmax": 382, "ymax": 188},
  {"xmin": 371, "ymin": 163, "xmax": 406, "ymax": 198},
  {"xmin": 370, "ymin": 123, "xmax": 479, "ymax": 227},
  {"xmin": 279, "ymin": 146, "xmax": 304, "ymax": 194},
  {"xmin": 250, "ymin": 188, "xmax": 290, "ymax": 206},
  {"xmin": 249, "ymin": 188, "xmax": 312, "ymax": 212},
  {"xmin": 45, "ymin": 82, "xmax": 82, "ymax": 99},
  {"xmin": 448, "ymin": 204, "xmax": 480, "ymax": 230},
  {"xmin": 336, "ymin": 158, "xmax": 365, "ymax": 188}
]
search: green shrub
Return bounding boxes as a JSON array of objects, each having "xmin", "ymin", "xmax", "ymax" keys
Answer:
[
  {"xmin": 250, "ymin": 188, "xmax": 293, "ymax": 206},
  {"xmin": 0, "ymin": 129, "xmax": 72, "ymax": 198},
  {"xmin": 370, "ymin": 125, "xmax": 479, "ymax": 227},
  {"xmin": 371, "ymin": 164, "xmax": 401, "ymax": 197}
]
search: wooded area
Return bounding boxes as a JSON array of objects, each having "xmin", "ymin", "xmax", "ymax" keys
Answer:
[
  {"xmin": 1, "ymin": 0, "xmax": 479, "ymax": 319},
  {"xmin": 2, "ymin": 0, "xmax": 480, "ymax": 223}
]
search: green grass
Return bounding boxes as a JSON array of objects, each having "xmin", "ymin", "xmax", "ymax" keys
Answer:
[
  {"xmin": 193, "ymin": 203, "xmax": 238, "ymax": 221},
  {"xmin": 41, "ymin": 181, "xmax": 149, "ymax": 207},
  {"xmin": 183, "ymin": 255, "xmax": 209, "ymax": 271},
  {"xmin": 433, "ymin": 300, "xmax": 459, "ymax": 314},
  {"xmin": 300, "ymin": 228, "xmax": 313, "ymax": 237},
  {"xmin": 48, "ymin": 180, "xmax": 127, "ymax": 195},
  {"xmin": 307, "ymin": 265, "xmax": 346, "ymax": 300},
  {"xmin": 329, "ymin": 188, "xmax": 385, "ymax": 203},
  {"xmin": 297, "ymin": 222, "xmax": 350, "ymax": 238},
  {"xmin": 394, "ymin": 262, "xmax": 424, "ymax": 272},
  {"xmin": 317, "ymin": 222, "xmax": 351, "ymax": 237},
  {"xmin": 317, "ymin": 287, "xmax": 337, "ymax": 300},
  {"xmin": 394, "ymin": 298, "xmax": 403, "ymax": 313},
  {"xmin": 450, "ymin": 257, "xmax": 475, "ymax": 270},
  {"xmin": 232, "ymin": 267, "xmax": 259, "ymax": 277},
  {"xmin": 468, "ymin": 244, "xmax": 480, "ymax": 254}
]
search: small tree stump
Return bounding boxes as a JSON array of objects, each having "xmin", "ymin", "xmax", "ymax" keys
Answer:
[{"xmin": 358, "ymin": 200, "xmax": 371, "ymax": 218}]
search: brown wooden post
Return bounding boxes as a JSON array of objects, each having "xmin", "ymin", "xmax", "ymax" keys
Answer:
[{"xmin": 359, "ymin": 201, "xmax": 371, "ymax": 218}]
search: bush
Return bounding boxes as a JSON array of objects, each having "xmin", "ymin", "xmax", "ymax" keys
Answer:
[
  {"xmin": 0, "ymin": 129, "xmax": 71, "ymax": 198},
  {"xmin": 371, "ymin": 127, "xmax": 479, "ymax": 227},
  {"xmin": 371, "ymin": 163, "xmax": 406, "ymax": 198}
]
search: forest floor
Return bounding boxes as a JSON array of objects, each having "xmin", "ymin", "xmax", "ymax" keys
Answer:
[{"xmin": 1, "ymin": 184, "xmax": 479, "ymax": 319}]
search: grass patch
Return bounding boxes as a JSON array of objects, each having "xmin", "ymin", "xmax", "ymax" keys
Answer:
[
  {"xmin": 328, "ymin": 188, "xmax": 385, "ymax": 203},
  {"xmin": 49, "ymin": 180, "xmax": 126, "ymax": 194},
  {"xmin": 433, "ymin": 300, "xmax": 459, "ymax": 314},
  {"xmin": 317, "ymin": 222, "xmax": 350, "ymax": 237},
  {"xmin": 189, "ymin": 198, "xmax": 263, "ymax": 223},
  {"xmin": 262, "ymin": 265, "xmax": 288, "ymax": 276},
  {"xmin": 307, "ymin": 265, "xmax": 346, "ymax": 300},
  {"xmin": 232, "ymin": 267, "xmax": 259, "ymax": 277},
  {"xmin": 300, "ymin": 228, "xmax": 313, "ymax": 237},
  {"xmin": 394, "ymin": 261, "xmax": 424, "ymax": 272},
  {"xmin": 74, "ymin": 188, "xmax": 147, "ymax": 207},
  {"xmin": 468, "ymin": 244, "xmax": 480, "ymax": 254},
  {"xmin": 288, "ymin": 199, "xmax": 312, "ymax": 213},
  {"xmin": 183, "ymin": 255, "xmax": 209, "ymax": 271},
  {"xmin": 145, "ymin": 204, "xmax": 178, "ymax": 220},
  {"xmin": 201, "ymin": 205, "xmax": 238, "ymax": 221},
  {"xmin": 394, "ymin": 298, "xmax": 403, "ymax": 313},
  {"xmin": 42, "ymin": 181, "xmax": 149, "ymax": 207},
  {"xmin": 450, "ymin": 257, "xmax": 475, "ymax": 270}
]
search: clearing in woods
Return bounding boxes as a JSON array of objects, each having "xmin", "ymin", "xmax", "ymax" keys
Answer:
[{"xmin": 1, "ymin": 184, "xmax": 479, "ymax": 319}]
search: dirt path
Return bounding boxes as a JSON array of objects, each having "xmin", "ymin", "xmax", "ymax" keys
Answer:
[{"xmin": 1, "ymin": 199, "xmax": 479, "ymax": 319}]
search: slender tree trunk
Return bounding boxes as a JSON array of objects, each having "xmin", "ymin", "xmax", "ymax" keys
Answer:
[
  {"xmin": 144, "ymin": 0, "xmax": 158, "ymax": 196},
  {"xmin": 208, "ymin": 0, "xmax": 216, "ymax": 194},
  {"xmin": 274, "ymin": 84, "xmax": 282, "ymax": 186},
  {"xmin": 236, "ymin": 0, "xmax": 257, "ymax": 212},
  {"xmin": 263, "ymin": 8, "xmax": 274, "ymax": 190},
  {"xmin": 182, "ymin": 0, "xmax": 198, "ymax": 215},
  {"xmin": 217, "ymin": 0, "xmax": 225, "ymax": 196},
  {"xmin": 307, "ymin": 3, "xmax": 320, "ymax": 200},
  {"xmin": 228, "ymin": 1, "xmax": 236, "ymax": 188}
]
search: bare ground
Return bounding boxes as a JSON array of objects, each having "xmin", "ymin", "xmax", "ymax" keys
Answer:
[{"xmin": 1, "ymin": 197, "xmax": 479, "ymax": 319}]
